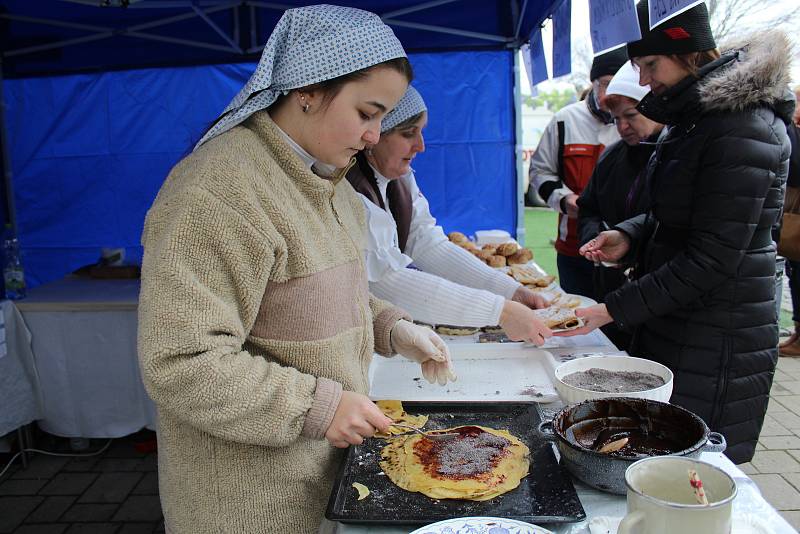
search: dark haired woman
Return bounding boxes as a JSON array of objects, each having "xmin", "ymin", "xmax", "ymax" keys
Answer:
[
  {"xmin": 560, "ymin": 0, "xmax": 794, "ymax": 464},
  {"xmin": 346, "ymin": 86, "xmax": 554, "ymax": 345},
  {"xmin": 138, "ymin": 6, "xmax": 455, "ymax": 532}
]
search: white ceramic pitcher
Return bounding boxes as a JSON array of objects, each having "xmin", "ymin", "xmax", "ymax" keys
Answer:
[{"xmin": 618, "ymin": 456, "xmax": 737, "ymax": 534}]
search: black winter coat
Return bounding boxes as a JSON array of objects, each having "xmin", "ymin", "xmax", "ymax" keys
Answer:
[
  {"xmin": 578, "ymin": 138, "xmax": 657, "ymax": 349},
  {"xmin": 605, "ymin": 32, "xmax": 795, "ymax": 464},
  {"xmin": 578, "ymin": 138, "xmax": 656, "ymax": 300}
]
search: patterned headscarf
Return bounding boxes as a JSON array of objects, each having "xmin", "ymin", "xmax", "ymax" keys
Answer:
[
  {"xmin": 381, "ymin": 85, "xmax": 427, "ymax": 133},
  {"xmin": 195, "ymin": 4, "xmax": 407, "ymax": 149}
]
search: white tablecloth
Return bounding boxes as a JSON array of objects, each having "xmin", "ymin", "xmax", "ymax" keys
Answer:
[
  {"xmin": 0, "ymin": 300, "xmax": 41, "ymax": 437},
  {"xmin": 15, "ymin": 277, "xmax": 156, "ymax": 438}
]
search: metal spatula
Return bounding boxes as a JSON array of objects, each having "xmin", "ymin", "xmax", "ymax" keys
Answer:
[{"xmin": 389, "ymin": 422, "xmax": 458, "ymax": 441}]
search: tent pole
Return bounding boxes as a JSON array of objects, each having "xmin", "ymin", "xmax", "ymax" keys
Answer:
[
  {"xmin": 380, "ymin": 0, "xmax": 462, "ymax": 19},
  {"xmin": 513, "ymin": 51, "xmax": 526, "ymax": 246},
  {"xmin": 382, "ymin": 20, "xmax": 510, "ymax": 44},
  {"xmin": 0, "ymin": 58, "xmax": 18, "ymax": 233}
]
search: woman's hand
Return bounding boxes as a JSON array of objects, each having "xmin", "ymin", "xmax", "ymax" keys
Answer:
[
  {"xmin": 499, "ymin": 300, "xmax": 553, "ymax": 345},
  {"xmin": 390, "ymin": 320, "xmax": 457, "ymax": 385},
  {"xmin": 553, "ymin": 304, "xmax": 613, "ymax": 337},
  {"xmin": 580, "ymin": 230, "xmax": 630, "ymax": 263},
  {"xmin": 511, "ymin": 286, "xmax": 550, "ymax": 309},
  {"xmin": 325, "ymin": 391, "xmax": 392, "ymax": 448}
]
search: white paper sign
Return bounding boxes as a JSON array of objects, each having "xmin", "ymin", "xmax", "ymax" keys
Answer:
[
  {"xmin": 588, "ymin": 0, "xmax": 641, "ymax": 55},
  {"xmin": 649, "ymin": 0, "xmax": 705, "ymax": 29}
]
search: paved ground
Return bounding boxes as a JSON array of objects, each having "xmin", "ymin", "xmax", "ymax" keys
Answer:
[
  {"xmin": 0, "ymin": 429, "xmax": 163, "ymax": 533},
  {"xmin": 739, "ymin": 351, "xmax": 800, "ymax": 531}
]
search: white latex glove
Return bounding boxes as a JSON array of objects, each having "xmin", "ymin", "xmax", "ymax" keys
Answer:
[{"xmin": 390, "ymin": 319, "xmax": 457, "ymax": 385}]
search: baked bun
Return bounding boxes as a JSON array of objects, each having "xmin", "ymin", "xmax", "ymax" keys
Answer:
[
  {"xmin": 461, "ymin": 241, "xmax": 479, "ymax": 252},
  {"xmin": 487, "ymin": 254, "xmax": 507, "ymax": 268},
  {"xmin": 507, "ymin": 248, "xmax": 533, "ymax": 264},
  {"xmin": 476, "ymin": 250, "xmax": 494, "ymax": 261},
  {"xmin": 448, "ymin": 231, "xmax": 468, "ymax": 244},
  {"xmin": 496, "ymin": 242, "xmax": 519, "ymax": 256}
]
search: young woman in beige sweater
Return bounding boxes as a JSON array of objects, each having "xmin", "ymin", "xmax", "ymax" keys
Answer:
[{"xmin": 138, "ymin": 6, "xmax": 455, "ymax": 532}]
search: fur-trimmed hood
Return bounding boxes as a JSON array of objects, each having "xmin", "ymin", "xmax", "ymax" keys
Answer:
[{"xmin": 699, "ymin": 31, "xmax": 795, "ymax": 121}]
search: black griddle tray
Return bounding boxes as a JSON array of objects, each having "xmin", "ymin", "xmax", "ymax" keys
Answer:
[{"xmin": 325, "ymin": 401, "xmax": 586, "ymax": 525}]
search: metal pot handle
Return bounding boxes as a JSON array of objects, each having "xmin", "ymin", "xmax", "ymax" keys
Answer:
[
  {"xmin": 702, "ymin": 432, "xmax": 727, "ymax": 454},
  {"xmin": 538, "ymin": 420, "xmax": 557, "ymax": 442}
]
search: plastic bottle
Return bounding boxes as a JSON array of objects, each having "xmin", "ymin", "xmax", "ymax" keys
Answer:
[{"xmin": 3, "ymin": 226, "xmax": 26, "ymax": 300}]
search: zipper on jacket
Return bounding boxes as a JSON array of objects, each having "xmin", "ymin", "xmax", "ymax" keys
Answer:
[
  {"xmin": 709, "ymin": 336, "xmax": 732, "ymax": 427},
  {"xmin": 329, "ymin": 195, "xmax": 372, "ymax": 369}
]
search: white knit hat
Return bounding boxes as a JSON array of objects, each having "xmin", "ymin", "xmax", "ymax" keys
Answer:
[{"xmin": 606, "ymin": 62, "xmax": 650, "ymax": 102}]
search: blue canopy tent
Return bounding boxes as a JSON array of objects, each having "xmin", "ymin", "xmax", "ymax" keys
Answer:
[{"xmin": 0, "ymin": 0, "xmax": 568, "ymax": 288}]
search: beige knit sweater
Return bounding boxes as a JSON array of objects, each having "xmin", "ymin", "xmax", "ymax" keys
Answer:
[{"xmin": 138, "ymin": 111, "xmax": 407, "ymax": 533}]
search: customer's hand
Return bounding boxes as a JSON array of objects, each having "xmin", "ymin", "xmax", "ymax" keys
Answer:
[
  {"xmin": 563, "ymin": 194, "xmax": 580, "ymax": 219},
  {"xmin": 325, "ymin": 391, "xmax": 392, "ymax": 448},
  {"xmin": 579, "ymin": 230, "xmax": 630, "ymax": 263},
  {"xmin": 512, "ymin": 286, "xmax": 549, "ymax": 309},
  {"xmin": 391, "ymin": 320, "xmax": 457, "ymax": 385},
  {"xmin": 553, "ymin": 304, "xmax": 613, "ymax": 337},
  {"xmin": 499, "ymin": 300, "xmax": 553, "ymax": 345}
]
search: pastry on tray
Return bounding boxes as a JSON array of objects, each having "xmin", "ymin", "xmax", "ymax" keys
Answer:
[
  {"xmin": 435, "ymin": 324, "xmax": 480, "ymax": 336},
  {"xmin": 487, "ymin": 254, "xmax": 507, "ymax": 268},
  {"xmin": 506, "ymin": 248, "xmax": 533, "ymax": 265},
  {"xmin": 374, "ymin": 400, "xmax": 429, "ymax": 438},
  {"xmin": 475, "ymin": 250, "xmax": 494, "ymax": 262},
  {"xmin": 533, "ymin": 306, "xmax": 583, "ymax": 331},
  {"xmin": 448, "ymin": 231, "xmax": 468, "ymax": 245},
  {"xmin": 380, "ymin": 424, "xmax": 530, "ymax": 501},
  {"xmin": 495, "ymin": 242, "xmax": 519, "ymax": 256},
  {"xmin": 509, "ymin": 265, "xmax": 555, "ymax": 286}
]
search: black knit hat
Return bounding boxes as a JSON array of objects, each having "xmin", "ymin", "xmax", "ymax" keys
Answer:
[
  {"xmin": 627, "ymin": 0, "xmax": 716, "ymax": 59},
  {"xmin": 590, "ymin": 47, "xmax": 629, "ymax": 81}
]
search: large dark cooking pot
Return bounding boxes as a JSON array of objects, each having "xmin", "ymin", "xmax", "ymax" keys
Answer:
[{"xmin": 540, "ymin": 397, "xmax": 726, "ymax": 495}]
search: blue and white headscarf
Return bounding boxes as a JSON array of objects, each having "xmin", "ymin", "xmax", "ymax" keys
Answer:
[
  {"xmin": 381, "ymin": 85, "xmax": 427, "ymax": 133},
  {"xmin": 196, "ymin": 4, "xmax": 407, "ymax": 149}
]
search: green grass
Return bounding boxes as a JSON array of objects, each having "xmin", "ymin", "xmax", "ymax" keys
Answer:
[
  {"xmin": 523, "ymin": 207, "xmax": 558, "ymax": 279},
  {"xmin": 523, "ymin": 206, "xmax": 795, "ymax": 330}
]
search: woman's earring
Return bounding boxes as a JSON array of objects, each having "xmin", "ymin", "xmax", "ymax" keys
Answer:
[
  {"xmin": 366, "ymin": 147, "xmax": 373, "ymax": 156},
  {"xmin": 302, "ymin": 104, "xmax": 309, "ymax": 113}
]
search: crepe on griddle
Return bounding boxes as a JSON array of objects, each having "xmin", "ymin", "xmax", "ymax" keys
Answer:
[
  {"xmin": 374, "ymin": 400, "xmax": 429, "ymax": 438},
  {"xmin": 379, "ymin": 425, "xmax": 530, "ymax": 501}
]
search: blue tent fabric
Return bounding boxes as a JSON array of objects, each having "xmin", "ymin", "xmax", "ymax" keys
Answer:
[
  {"xmin": 0, "ymin": 1, "xmax": 551, "ymax": 77},
  {"xmin": 4, "ymin": 50, "xmax": 515, "ymax": 288}
]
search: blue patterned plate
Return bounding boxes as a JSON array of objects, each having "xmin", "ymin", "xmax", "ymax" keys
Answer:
[{"xmin": 408, "ymin": 516, "xmax": 553, "ymax": 534}]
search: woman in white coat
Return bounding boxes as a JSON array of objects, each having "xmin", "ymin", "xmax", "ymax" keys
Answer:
[{"xmin": 346, "ymin": 86, "xmax": 553, "ymax": 344}]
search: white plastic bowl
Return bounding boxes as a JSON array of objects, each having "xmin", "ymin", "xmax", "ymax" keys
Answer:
[{"xmin": 554, "ymin": 355, "xmax": 673, "ymax": 404}]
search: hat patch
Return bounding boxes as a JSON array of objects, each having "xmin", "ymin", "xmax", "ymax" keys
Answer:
[{"xmin": 663, "ymin": 27, "xmax": 691, "ymax": 40}]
